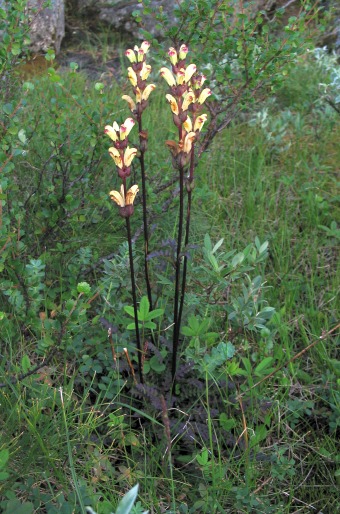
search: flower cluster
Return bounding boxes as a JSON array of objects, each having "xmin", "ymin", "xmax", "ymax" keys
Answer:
[
  {"xmin": 123, "ymin": 41, "xmax": 156, "ymax": 116},
  {"xmin": 160, "ymin": 44, "xmax": 211, "ymax": 169},
  {"xmin": 105, "ymin": 118, "xmax": 139, "ymax": 217}
]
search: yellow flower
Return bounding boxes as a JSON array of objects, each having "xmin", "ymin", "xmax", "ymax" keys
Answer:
[
  {"xmin": 184, "ymin": 64, "xmax": 197, "ymax": 84},
  {"xmin": 182, "ymin": 115, "xmax": 192, "ymax": 133},
  {"xmin": 109, "ymin": 147, "xmax": 123, "ymax": 168},
  {"xmin": 160, "ymin": 67, "xmax": 176, "ymax": 87},
  {"xmin": 134, "ymin": 45, "xmax": 145, "ymax": 62},
  {"xmin": 166, "ymin": 94, "xmax": 179, "ymax": 115},
  {"xmin": 198, "ymin": 88, "xmax": 212, "ymax": 104},
  {"xmin": 120, "ymin": 118, "xmax": 135, "ymax": 140},
  {"xmin": 142, "ymin": 84, "xmax": 156, "ymax": 101},
  {"xmin": 104, "ymin": 121, "xmax": 120, "ymax": 142},
  {"xmin": 123, "ymin": 146, "xmax": 138, "ymax": 167},
  {"xmin": 109, "ymin": 184, "xmax": 139, "ymax": 207},
  {"xmin": 140, "ymin": 41, "xmax": 151, "ymax": 54},
  {"xmin": 127, "ymin": 67, "xmax": 138, "ymax": 87},
  {"xmin": 168, "ymin": 47, "xmax": 178, "ymax": 65},
  {"xmin": 176, "ymin": 68, "xmax": 186, "ymax": 85},
  {"xmin": 125, "ymin": 49, "xmax": 136, "ymax": 63},
  {"xmin": 194, "ymin": 114, "xmax": 207, "ymax": 132},
  {"xmin": 140, "ymin": 62, "xmax": 152, "ymax": 80},
  {"xmin": 179, "ymin": 44, "xmax": 189, "ymax": 60},
  {"xmin": 135, "ymin": 87, "xmax": 142, "ymax": 103},
  {"xmin": 182, "ymin": 90, "xmax": 195, "ymax": 111},
  {"xmin": 183, "ymin": 132, "xmax": 196, "ymax": 154},
  {"xmin": 122, "ymin": 94, "xmax": 136, "ymax": 112}
]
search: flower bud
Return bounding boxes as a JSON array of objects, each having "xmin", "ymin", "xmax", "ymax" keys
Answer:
[
  {"xmin": 179, "ymin": 44, "xmax": 189, "ymax": 60},
  {"xmin": 168, "ymin": 47, "xmax": 178, "ymax": 65},
  {"xmin": 125, "ymin": 49, "xmax": 136, "ymax": 63}
]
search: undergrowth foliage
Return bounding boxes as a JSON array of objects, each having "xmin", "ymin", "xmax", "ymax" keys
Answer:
[{"xmin": 0, "ymin": 1, "xmax": 339, "ymax": 513}]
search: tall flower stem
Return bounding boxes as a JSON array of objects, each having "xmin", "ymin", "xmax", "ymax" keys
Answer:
[
  {"xmin": 178, "ymin": 148, "xmax": 195, "ymax": 342},
  {"xmin": 171, "ymin": 165, "xmax": 185, "ymax": 383},
  {"xmin": 137, "ymin": 117, "xmax": 153, "ymax": 312},
  {"xmin": 126, "ymin": 215, "xmax": 143, "ymax": 384}
]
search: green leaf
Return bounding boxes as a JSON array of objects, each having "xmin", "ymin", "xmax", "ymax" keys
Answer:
[
  {"xmin": 254, "ymin": 357, "xmax": 274, "ymax": 377},
  {"xmin": 115, "ymin": 483, "xmax": 139, "ymax": 514},
  {"xmin": 139, "ymin": 296, "xmax": 150, "ymax": 321},
  {"xmin": 144, "ymin": 308, "xmax": 164, "ymax": 321},
  {"xmin": 21, "ymin": 354, "xmax": 30, "ymax": 373},
  {"xmin": 0, "ymin": 449, "xmax": 9, "ymax": 469},
  {"xmin": 124, "ymin": 305, "xmax": 135, "ymax": 318}
]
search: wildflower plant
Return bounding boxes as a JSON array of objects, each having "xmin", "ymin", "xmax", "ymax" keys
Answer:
[{"xmin": 105, "ymin": 42, "xmax": 211, "ymax": 386}]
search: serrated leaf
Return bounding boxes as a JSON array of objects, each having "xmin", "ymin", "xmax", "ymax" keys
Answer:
[
  {"xmin": 124, "ymin": 305, "xmax": 135, "ymax": 317},
  {"xmin": 21, "ymin": 354, "xmax": 30, "ymax": 374},
  {"xmin": 144, "ymin": 308, "xmax": 164, "ymax": 321},
  {"xmin": 254, "ymin": 357, "xmax": 274, "ymax": 376}
]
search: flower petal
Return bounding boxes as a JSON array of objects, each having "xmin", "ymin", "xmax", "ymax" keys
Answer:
[
  {"xmin": 176, "ymin": 68, "xmax": 186, "ymax": 85},
  {"xmin": 135, "ymin": 87, "xmax": 142, "ymax": 103},
  {"xmin": 125, "ymin": 184, "xmax": 139, "ymax": 205},
  {"xmin": 183, "ymin": 115, "xmax": 192, "ymax": 133},
  {"xmin": 120, "ymin": 118, "xmax": 135, "ymax": 140},
  {"xmin": 122, "ymin": 94, "xmax": 136, "ymax": 112},
  {"xmin": 140, "ymin": 41, "xmax": 151, "ymax": 54},
  {"xmin": 127, "ymin": 67, "xmax": 138, "ymax": 87},
  {"xmin": 137, "ymin": 48, "xmax": 144, "ymax": 62},
  {"xmin": 179, "ymin": 44, "xmax": 189, "ymax": 60},
  {"xmin": 109, "ymin": 189, "xmax": 124, "ymax": 206},
  {"xmin": 182, "ymin": 90, "xmax": 195, "ymax": 111},
  {"xmin": 142, "ymin": 84, "xmax": 156, "ymax": 101},
  {"xmin": 125, "ymin": 49, "xmax": 136, "ymax": 63},
  {"xmin": 140, "ymin": 62, "xmax": 152, "ymax": 80},
  {"xmin": 198, "ymin": 88, "xmax": 212, "ymax": 104},
  {"xmin": 166, "ymin": 94, "xmax": 179, "ymax": 115},
  {"xmin": 184, "ymin": 64, "xmax": 197, "ymax": 84},
  {"xmin": 168, "ymin": 47, "xmax": 178, "ymax": 65},
  {"xmin": 160, "ymin": 67, "xmax": 176, "ymax": 87},
  {"xmin": 104, "ymin": 124, "xmax": 118, "ymax": 141},
  {"xmin": 108, "ymin": 147, "xmax": 123, "ymax": 168},
  {"xmin": 124, "ymin": 146, "xmax": 138, "ymax": 167},
  {"xmin": 194, "ymin": 113, "xmax": 208, "ymax": 132},
  {"xmin": 183, "ymin": 132, "xmax": 196, "ymax": 154}
]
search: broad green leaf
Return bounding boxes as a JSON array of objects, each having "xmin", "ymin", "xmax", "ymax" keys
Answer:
[
  {"xmin": 139, "ymin": 296, "xmax": 150, "ymax": 321},
  {"xmin": 115, "ymin": 483, "xmax": 139, "ymax": 514},
  {"xmin": 254, "ymin": 357, "xmax": 274, "ymax": 376}
]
